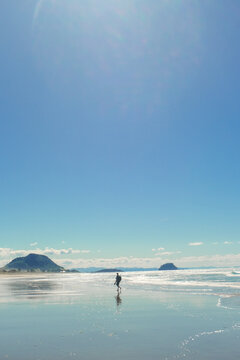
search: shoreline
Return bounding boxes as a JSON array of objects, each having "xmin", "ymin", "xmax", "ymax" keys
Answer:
[{"xmin": 0, "ymin": 272, "xmax": 240, "ymax": 359}]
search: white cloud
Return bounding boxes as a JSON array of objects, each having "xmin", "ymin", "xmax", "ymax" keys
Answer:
[
  {"xmin": 58, "ymin": 256, "xmax": 155, "ymax": 269},
  {"xmin": 0, "ymin": 248, "xmax": 29, "ymax": 258},
  {"xmin": 36, "ymin": 247, "xmax": 90, "ymax": 255},
  {"xmin": 152, "ymin": 247, "xmax": 164, "ymax": 252},
  {"xmin": 55, "ymin": 253, "xmax": 240, "ymax": 269},
  {"xmin": 154, "ymin": 248, "xmax": 181, "ymax": 257},
  {"xmin": 33, "ymin": 0, "xmax": 45, "ymax": 24},
  {"xmin": 30, "ymin": 242, "xmax": 38, "ymax": 247},
  {"xmin": 189, "ymin": 242, "xmax": 203, "ymax": 246},
  {"xmin": 175, "ymin": 253, "xmax": 240, "ymax": 267},
  {"xmin": 2, "ymin": 247, "xmax": 240, "ymax": 270},
  {"xmin": 224, "ymin": 241, "xmax": 233, "ymax": 245},
  {"xmin": 155, "ymin": 251, "xmax": 173, "ymax": 256}
]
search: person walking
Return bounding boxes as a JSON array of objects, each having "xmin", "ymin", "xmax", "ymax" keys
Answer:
[{"xmin": 114, "ymin": 272, "xmax": 122, "ymax": 291}]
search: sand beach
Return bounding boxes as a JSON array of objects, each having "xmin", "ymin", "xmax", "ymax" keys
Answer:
[{"xmin": 0, "ymin": 270, "xmax": 240, "ymax": 360}]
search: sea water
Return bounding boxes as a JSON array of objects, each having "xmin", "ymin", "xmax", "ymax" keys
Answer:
[{"xmin": 0, "ymin": 268, "xmax": 240, "ymax": 359}]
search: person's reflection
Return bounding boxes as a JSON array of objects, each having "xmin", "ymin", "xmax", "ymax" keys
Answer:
[{"xmin": 115, "ymin": 290, "xmax": 122, "ymax": 311}]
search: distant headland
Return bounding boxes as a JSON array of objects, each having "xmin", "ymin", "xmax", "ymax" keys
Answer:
[
  {"xmin": 95, "ymin": 268, "xmax": 123, "ymax": 273},
  {"xmin": 0, "ymin": 253, "xmax": 77, "ymax": 273}
]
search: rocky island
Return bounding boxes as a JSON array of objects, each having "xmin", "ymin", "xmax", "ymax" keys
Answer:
[{"xmin": 159, "ymin": 263, "xmax": 178, "ymax": 270}]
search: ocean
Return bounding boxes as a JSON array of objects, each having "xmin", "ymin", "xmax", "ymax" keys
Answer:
[{"xmin": 0, "ymin": 268, "xmax": 240, "ymax": 359}]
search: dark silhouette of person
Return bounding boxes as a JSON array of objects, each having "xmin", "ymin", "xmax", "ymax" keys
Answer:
[
  {"xmin": 114, "ymin": 272, "xmax": 122, "ymax": 291},
  {"xmin": 115, "ymin": 293, "xmax": 122, "ymax": 307}
]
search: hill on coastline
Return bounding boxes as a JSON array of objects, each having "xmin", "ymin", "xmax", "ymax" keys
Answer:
[
  {"xmin": 3, "ymin": 253, "xmax": 65, "ymax": 273},
  {"xmin": 95, "ymin": 268, "xmax": 122, "ymax": 273},
  {"xmin": 159, "ymin": 263, "xmax": 178, "ymax": 270}
]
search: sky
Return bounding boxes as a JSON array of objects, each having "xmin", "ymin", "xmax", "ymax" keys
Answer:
[{"xmin": 1, "ymin": 0, "xmax": 240, "ymax": 268}]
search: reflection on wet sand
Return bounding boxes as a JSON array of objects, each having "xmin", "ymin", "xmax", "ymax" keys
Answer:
[
  {"xmin": 0, "ymin": 273, "xmax": 117, "ymax": 304},
  {"xmin": 8, "ymin": 278, "xmax": 59, "ymax": 299},
  {"xmin": 0, "ymin": 275, "xmax": 66, "ymax": 303},
  {"xmin": 115, "ymin": 291, "xmax": 122, "ymax": 307}
]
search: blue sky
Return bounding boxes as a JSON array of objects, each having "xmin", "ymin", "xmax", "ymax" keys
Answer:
[{"xmin": 1, "ymin": 0, "xmax": 240, "ymax": 268}]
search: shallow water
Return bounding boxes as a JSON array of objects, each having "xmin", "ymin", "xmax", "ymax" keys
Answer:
[{"xmin": 0, "ymin": 269, "xmax": 240, "ymax": 359}]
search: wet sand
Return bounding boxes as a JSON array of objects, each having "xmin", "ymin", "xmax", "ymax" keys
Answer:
[{"xmin": 0, "ymin": 273, "xmax": 240, "ymax": 360}]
